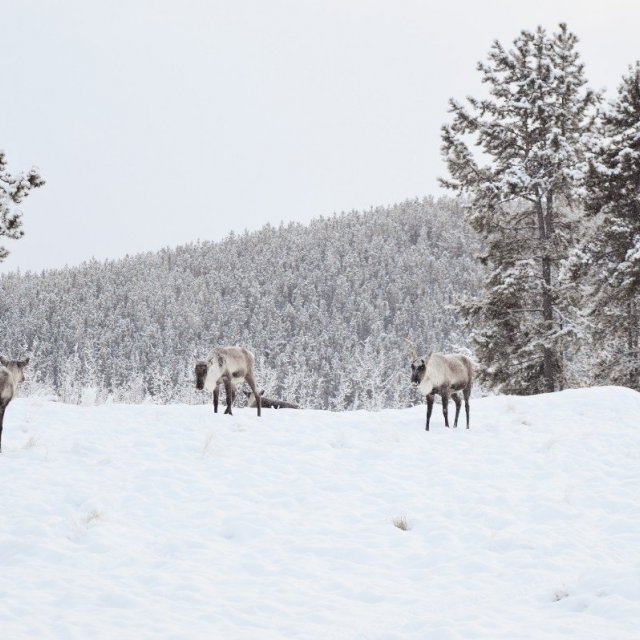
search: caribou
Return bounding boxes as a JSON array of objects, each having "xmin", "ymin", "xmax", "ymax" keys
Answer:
[
  {"xmin": 0, "ymin": 356, "xmax": 29, "ymax": 452},
  {"xmin": 410, "ymin": 351, "xmax": 473, "ymax": 430},
  {"xmin": 244, "ymin": 389, "xmax": 299, "ymax": 410},
  {"xmin": 194, "ymin": 346, "xmax": 261, "ymax": 416}
]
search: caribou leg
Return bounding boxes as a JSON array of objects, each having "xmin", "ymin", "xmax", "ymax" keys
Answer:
[
  {"xmin": 246, "ymin": 373, "xmax": 262, "ymax": 417},
  {"xmin": 425, "ymin": 394, "xmax": 434, "ymax": 431},
  {"xmin": 452, "ymin": 393, "xmax": 462, "ymax": 428},
  {"xmin": 463, "ymin": 385, "xmax": 471, "ymax": 429},
  {"xmin": 0, "ymin": 402, "xmax": 6, "ymax": 453},
  {"xmin": 213, "ymin": 385, "xmax": 219, "ymax": 413},
  {"xmin": 223, "ymin": 377, "xmax": 234, "ymax": 415},
  {"xmin": 441, "ymin": 391, "xmax": 450, "ymax": 428}
]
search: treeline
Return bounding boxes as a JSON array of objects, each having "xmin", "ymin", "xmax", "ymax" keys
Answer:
[{"xmin": 0, "ymin": 197, "xmax": 482, "ymax": 409}]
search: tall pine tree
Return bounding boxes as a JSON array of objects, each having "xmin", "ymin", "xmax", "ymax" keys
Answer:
[
  {"xmin": 566, "ymin": 62, "xmax": 640, "ymax": 389},
  {"xmin": 441, "ymin": 24, "xmax": 598, "ymax": 394}
]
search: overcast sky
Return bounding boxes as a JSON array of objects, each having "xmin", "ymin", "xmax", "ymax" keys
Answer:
[{"xmin": 1, "ymin": 0, "xmax": 639, "ymax": 273}]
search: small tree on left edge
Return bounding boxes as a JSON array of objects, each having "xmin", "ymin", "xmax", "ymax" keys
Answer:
[{"xmin": 0, "ymin": 149, "xmax": 45, "ymax": 263}]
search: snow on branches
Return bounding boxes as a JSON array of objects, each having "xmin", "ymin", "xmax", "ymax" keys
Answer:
[
  {"xmin": 441, "ymin": 24, "xmax": 599, "ymax": 394},
  {"xmin": 0, "ymin": 149, "xmax": 45, "ymax": 262}
]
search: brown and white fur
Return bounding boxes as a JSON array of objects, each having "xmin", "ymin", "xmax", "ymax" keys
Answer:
[
  {"xmin": 0, "ymin": 356, "xmax": 29, "ymax": 452},
  {"xmin": 194, "ymin": 346, "xmax": 261, "ymax": 417},
  {"xmin": 244, "ymin": 389, "xmax": 299, "ymax": 410},
  {"xmin": 410, "ymin": 352, "xmax": 473, "ymax": 430}
]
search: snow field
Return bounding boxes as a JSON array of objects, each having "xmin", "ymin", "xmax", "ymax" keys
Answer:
[{"xmin": 1, "ymin": 387, "xmax": 639, "ymax": 639}]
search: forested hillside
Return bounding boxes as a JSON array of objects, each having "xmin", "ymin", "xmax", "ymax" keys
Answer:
[{"xmin": 0, "ymin": 197, "xmax": 482, "ymax": 409}]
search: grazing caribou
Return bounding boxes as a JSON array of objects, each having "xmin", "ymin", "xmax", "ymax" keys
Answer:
[
  {"xmin": 410, "ymin": 352, "xmax": 473, "ymax": 430},
  {"xmin": 244, "ymin": 389, "xmax": 299, "ymax": 410},
  {"xmin": 0, "ymin": 356, "xmax": 29, "ymax": 452},
  {"xmin": 195, "ymin": 360, "xmax": 235, "ymax": 414},
  {"xmin": 194, "ymin": 346, "xmax": 261, "ymax": 416}
]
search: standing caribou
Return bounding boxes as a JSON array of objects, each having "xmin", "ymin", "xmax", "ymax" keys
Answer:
[
  {"xmin": 410, "ymin": 350, "xmax": 473, "ymax": 430},
  {"xmin": 194, "ymin": 346, "xmax": 261, "ymax": 416},
  {"xmin": 0, "ymin": 356, "xmax": 29, "ymax": 452}
]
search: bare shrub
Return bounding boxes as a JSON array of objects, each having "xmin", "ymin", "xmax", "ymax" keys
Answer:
[{"xmin": 392, "ymin": 515, "xmax": 410, "ymax": 531}]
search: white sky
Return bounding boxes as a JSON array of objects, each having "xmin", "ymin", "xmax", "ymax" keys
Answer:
[{"xmin": 1, "ymin": 0, "xmax": 639, "ymax": 273}]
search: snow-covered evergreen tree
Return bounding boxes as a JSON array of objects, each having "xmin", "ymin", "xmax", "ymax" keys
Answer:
[
  {"xmin": 441, "ymin": 24, "xmax": 598, "ymax": 394},
  {"xmin": 565, "ymin": 62, "xmax": 640, "ymax": 389},
  {"xmin": 0, "ymin": 150, "xmax": 45, "ymax": 262}
]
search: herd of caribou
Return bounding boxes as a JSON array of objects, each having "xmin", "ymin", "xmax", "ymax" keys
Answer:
[{"xmin": 0, "ymin": 346, "xmax": 474, "ymax": 452}]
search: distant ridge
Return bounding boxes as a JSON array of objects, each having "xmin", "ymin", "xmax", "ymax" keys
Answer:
[{"xmin": 0, "ymin": 197, "xmax": 482, "ymax": 409}]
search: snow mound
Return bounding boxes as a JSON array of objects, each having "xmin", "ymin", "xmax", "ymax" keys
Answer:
[{"xmin": 1, "ymin": 387, "xmax": 639, "ymax": 639}]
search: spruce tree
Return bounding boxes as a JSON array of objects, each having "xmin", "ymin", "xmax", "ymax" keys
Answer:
[
  {"xmin": 0, "ymin": 150, "xmax": 45, "ymax": 263},
  {"xmin": 566, "ymin": 62, "xmax": 640, "ymax": 389},
  {"xmin": 441, "ymin": 24, "xmax": 598, "ymax": 394}
]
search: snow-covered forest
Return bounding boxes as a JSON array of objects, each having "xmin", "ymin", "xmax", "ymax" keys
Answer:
[
  {"xmin": 0, "ymin": 197, "xmax": 482, "ymax": 408},
  {"xmin": 2, "ymin": 26, "xmax": 639, "ymax": 406}
]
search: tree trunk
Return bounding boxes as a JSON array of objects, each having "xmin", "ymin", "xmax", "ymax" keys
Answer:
[
  {"xmin": 629, "ymin": 298, "xmax": 638, "ymax": 388},
  {"xmin": 536, "ymin": 192, "xmax": 555, "ymax": 393},
  {"xmin": 541, "ymin": 257, "xmax": 555, "ymax": 392}
]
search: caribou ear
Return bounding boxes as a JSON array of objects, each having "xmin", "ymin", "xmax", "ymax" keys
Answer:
[
  {"xmin": 427, "ymin": 351, "xmax": 432, "ymax": 361},
  {"xmin": 21, "ymin": 357, "xmax": 30, "ymax": 367},
  {"xmin": 0, "ymin": 355, "xmax": 7, "ymax": 366}
]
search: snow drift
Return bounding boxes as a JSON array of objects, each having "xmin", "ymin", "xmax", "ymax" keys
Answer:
[{"xmin": 1, "ymin": 387, "xmax": 639, "ymax": 639}]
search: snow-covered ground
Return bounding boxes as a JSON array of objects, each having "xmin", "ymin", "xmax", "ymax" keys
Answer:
[{"xmin": 1, "ymin": 388, "xmax": 639, "ymax": 639}]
